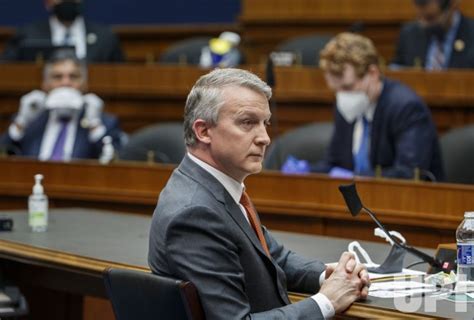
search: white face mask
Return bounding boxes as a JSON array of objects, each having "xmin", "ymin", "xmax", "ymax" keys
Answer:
[
  {"xmin": 336, "ymin": 91, "xmax": 370, "ymax": 123},
  {"xmin": 45, "ymin": 87, "xmax": 84, "ymax": 119}
]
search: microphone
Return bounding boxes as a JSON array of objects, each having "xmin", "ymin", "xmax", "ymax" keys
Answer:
[{"xmin": 338, "ymin": 183, "xmax": 443, "ymax": 269}]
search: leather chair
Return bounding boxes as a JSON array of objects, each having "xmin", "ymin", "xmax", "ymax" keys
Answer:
[
  {"xmin": 159, "ymin": 37, "xmax": 211, "ymax": 65},
  {"xmin": 104, "ymin": 268, "xmax": 204, "ymax": 320},
  {"xmin": 0, "ymin": 286, "xmax": 28, "ymax": 318},
  {"xmin": 264, "ymin": 122, "xmax": 333, "ymax": 170},
  {"xmin": 275, "ymin": 34, "xmax": 333, "ymax": 66},
  {"xmin": 118, "ymin": 122, "xmax": 185, "ymax": 164},
  {"xmin": 439, "ymin": 124, "xmax": 474, "ymax": 184}
]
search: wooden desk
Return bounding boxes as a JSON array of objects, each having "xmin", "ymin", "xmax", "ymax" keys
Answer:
[
  {"xmin": 0, "ymin": 157, "xmax": 473, "ymax": 249},
  {"xmin": 240, "ymin": 0, "xmax": 474, "ymax": 64},
  {"xmin": 0, "ymin": 64, "xmax": 473, "ymax": 135},
  {"xmin": 2, "ymin": 208, "xmax": 468, "ymax": 320}
]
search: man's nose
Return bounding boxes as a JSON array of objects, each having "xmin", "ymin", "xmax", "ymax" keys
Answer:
[
  {"xmin": 59, "ymin": 76, "xmax": 73, "ymax": 87},
  {"xmin": 255, "ymin": 123, "xmax": 271, "ymax": 146}
]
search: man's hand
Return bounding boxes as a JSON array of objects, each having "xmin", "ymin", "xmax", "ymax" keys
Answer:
[
  {"xmin": 320, "ymin": 252, "xmax": 370, "ymax": 313},
  {"xmin": 82, "ymin": 93, "xmax": 104, "ymax": 129},
  {"xmin": 15, "ymin": 90, "xmax": 47, "ymax": 128}
]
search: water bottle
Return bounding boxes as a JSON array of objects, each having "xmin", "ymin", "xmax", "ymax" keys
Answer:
[
  {"xmin": 28, "ymin": 174, "xmax": 48, "ymax": 232},
  {"xmin": 99, "ymin": 135, "xmax": 114, "ymax": 164},
  {"xmin": 456, "ymin": 211, "xmax": 474, "ymax": 291}
]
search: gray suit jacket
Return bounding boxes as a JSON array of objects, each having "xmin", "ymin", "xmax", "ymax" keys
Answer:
[{"xmin": 148, "ymin": 155, "xmax": 327, "ymax": 319}]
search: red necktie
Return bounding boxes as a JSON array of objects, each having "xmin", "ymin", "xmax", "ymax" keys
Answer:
[{"xmin": 240, "ymin": 191, "xmax": 270, "ymax": 256}]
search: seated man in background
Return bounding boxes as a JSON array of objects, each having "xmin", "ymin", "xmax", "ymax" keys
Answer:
[
  {"xmin": 312, "ymin": 33, "xmax": 444, "ymax": 181},
  {"xmin": 149, "ymin": 68, "xmax": 369, "ymax": 319},
  {"xmin": 1, "ymin": 0, "xmax": 124, "ymax": 62},
  {"xmin": 391, "ymin": 0, "xmax": 474, "ymax": 69},
  {"xmin": 0, "ymin": 49, "xmax": 124, "ymax": 161}
]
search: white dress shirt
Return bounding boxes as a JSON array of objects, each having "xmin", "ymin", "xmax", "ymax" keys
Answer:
[
  {"xmin": 187, "ymin": 152, "xmax": 335, "ymax": 319},
  {"xmin": 38, "ymin": 112, "xmax": 79, "ymax": 161},
  {"xmin": 50, "ymin": 16, "xmax": 86, "ymax": 59},
  {"xmin": 352, "ymin": 84, "xmax": 384, "ymax": 157}
]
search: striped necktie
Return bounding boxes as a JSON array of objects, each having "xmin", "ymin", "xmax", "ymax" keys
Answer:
[{"xmin": 431, "ymin": 41, "xmax": 445, "ymax": 70}]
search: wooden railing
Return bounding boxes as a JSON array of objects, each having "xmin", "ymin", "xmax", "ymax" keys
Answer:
[{"xmin": 1, "ymin": 157, "xmax": 472, "ymax": 248}]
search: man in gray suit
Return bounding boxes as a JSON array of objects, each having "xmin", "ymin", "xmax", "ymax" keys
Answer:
[{"xmin": 148, "ymin": 68, "xmax": 369, "ymax": 319}]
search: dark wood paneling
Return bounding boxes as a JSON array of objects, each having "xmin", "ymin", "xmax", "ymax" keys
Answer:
[{"xmin": 0, "ymin": 158, "xmax": 473, "ymax": 249}]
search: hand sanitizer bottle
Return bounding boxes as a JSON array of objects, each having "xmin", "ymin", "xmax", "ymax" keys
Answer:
[{"xmin": 28, "ymin": 174, "xmax": 48, "ymax": 232}]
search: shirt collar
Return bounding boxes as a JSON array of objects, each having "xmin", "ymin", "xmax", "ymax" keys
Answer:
[
  {"xmin": 49, "ymin": 15, "xmax": 85, "ymax": 43},
  {"xmin": 187, "ymin": 152, "xmax": 244, "ymax": 204},
  {"xmin": 364, "ymin": 82, "xmax": 384, "ymax": 122}
]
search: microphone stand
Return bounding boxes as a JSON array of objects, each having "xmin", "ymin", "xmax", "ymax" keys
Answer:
[{"xmin": 339, "ymin": 183, "xmax": 443, "ymax": 269}]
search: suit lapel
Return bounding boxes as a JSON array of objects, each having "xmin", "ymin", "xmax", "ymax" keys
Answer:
[
  {"xmin": 449, "ymin": 15, "xmax": 469, "ymax": 67},
  {"xmin": 178, "ymin": 156, "xmax": 271, "ymax": 259},
  {"xmin": 370, "ymin": 79, "xmax": 389, "ymax": 166},
  {"xmin": 223, "ymin": 194, "xmax": 271, "ymax": 259},
  {"xmin": 417, "ymin": 33, "xmax": 429, "ymax": 68},
  {"xmin": 178, "ymin": 156, "xmax": 291, "ymax": 304},
  {"xmin": 23, "ymin": 111, "xmax": 49, "ymax": 157}
]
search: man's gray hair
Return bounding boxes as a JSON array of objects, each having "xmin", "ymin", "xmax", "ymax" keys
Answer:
[
  {"xmin": 43, "ymin": 48, "xmax": 88, "ymax": 82},
  {"xmin": 184, "ymin": 68, "xmax": 272, "ymax": 146}
]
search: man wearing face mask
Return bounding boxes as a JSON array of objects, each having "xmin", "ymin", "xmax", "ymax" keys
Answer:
[
  {"xmin": 391, "ymin": 0, "xmax": 474, "ymax": 69},
  {"xmin": 312, "ymin": 33, "xmax": 444, "ymax": 181},
  {"xmin": 1, "ymin": 0, "xmax": 124, "ymax": 62},
  {"xmin": 0, "ymin": 49, "xmax": 124, "ymax": 161}
]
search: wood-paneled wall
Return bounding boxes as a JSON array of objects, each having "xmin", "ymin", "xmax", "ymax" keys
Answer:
[
  {"xmin": 1, "ymin": 158, "xmax": 472, "ymax": 248},
  {"xmin": 1, "ymin": 64, "xmax": 473, "ymax": 136},
  {"xmin": 240, "ymin": 0, "xmax": 474, "ymax": 64},
  {"xmin": 0, "ymin": 1, "xmax": 473, "ymax": 64}
]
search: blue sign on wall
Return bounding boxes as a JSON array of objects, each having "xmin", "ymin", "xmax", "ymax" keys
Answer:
[{"xmin": 0, "ymin": 0, "xmax": 241, "ymax": 26}]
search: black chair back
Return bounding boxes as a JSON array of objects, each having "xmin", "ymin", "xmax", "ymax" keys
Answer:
[
  {"xmin": 276, "ymin": 34, "xmax": 333, "ymax": 66},
  {"xmin": 264, "ymin": 122, "xmax": 333, "ymax": 170},
  {"xmin": 119, "ymin": 122, "xmax": 186, "ymax": 164},
  {"xmin": 104, "ymin": 268, "xmax": 204, "ymax": 320},
  {"xmin": 440, "ymin": 125, "xmax": 474, "ymax": 184},
  {"xmin": 159, "ymin": 37, "xmax": 211, "ymax": 65}
]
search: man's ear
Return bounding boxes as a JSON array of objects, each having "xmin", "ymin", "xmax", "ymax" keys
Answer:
[
  {"xmin": 192, "ymin": 119, "xmax": 212, "ymax": 145},
  {"xmin": 367, "ymin": 64, "xmax": 380, "ymax": 80}
]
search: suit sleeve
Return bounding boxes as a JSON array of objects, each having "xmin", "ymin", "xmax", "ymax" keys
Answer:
[
  {"xmin": 87, "ymin": 113, "xmax": 125, "ymax": 156},
  {"xmin": 264, "ymin": 227, "xmax": 325, "ymax": 294},
  {"xmin": 107, "ymin": 31, "xmax": 125, "ymax": 62},
  {"xmin": 381, "ymin": 100, "xmax": 436, "ymax": 179},
  {"xmin": 164, "ymin": 206, "xmax": 324, "ymax": 320},
  {"xmin": 391, "ymin": 24, "xmax": 410, "ymax": 67},
  {"xmin": 311, "ymin": 108, "xmax": 349, "ymax": 173}
]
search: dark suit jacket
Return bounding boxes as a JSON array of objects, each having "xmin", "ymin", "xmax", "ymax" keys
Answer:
[
  {"xmin": 0, "ymin": 110, "xmax": 124, "ymax": 159},
  {"xmin": 148, "ymin": 155, "xmax": 326, "ymax": 319},
  {"xmin": 313, "ymin": 78, "xmax": 445, "ymax": 181},
  {"xmin": 392, "ymin": 14, "xmax": 474, "ymax": 68},
  {"xmin": 1, "ymin": 19, "xmax": 124, "ymax": 62}
]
